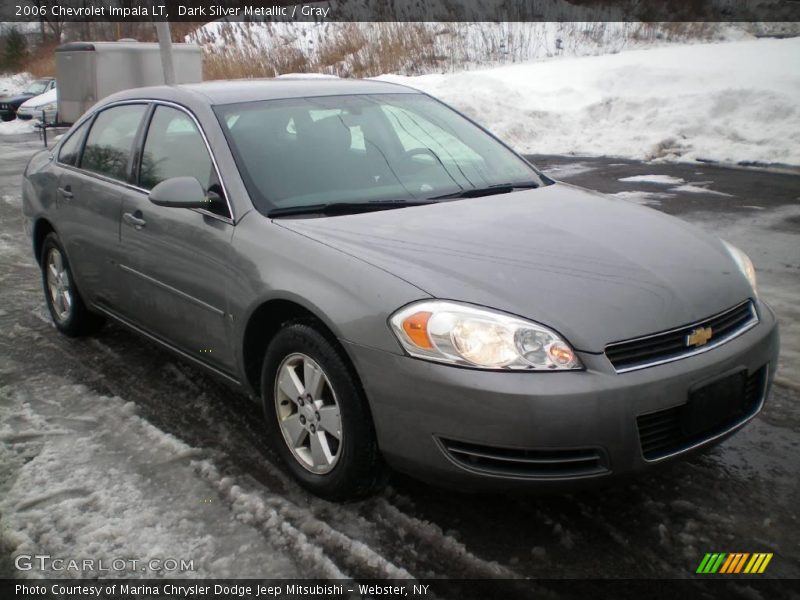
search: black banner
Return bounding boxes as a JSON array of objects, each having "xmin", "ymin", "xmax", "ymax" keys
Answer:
[
  {"xmin": 2, "ymin": 579, "xmax": 800, "ymax": 600},
  {"xmin": 2, "ymin": 0, "xmax": 800, "ymax": 23}
]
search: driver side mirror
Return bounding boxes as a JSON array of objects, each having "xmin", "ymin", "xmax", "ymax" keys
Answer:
[{"xmin": 148, "ymin": 176, "xmax": 217, "ymax": 209}]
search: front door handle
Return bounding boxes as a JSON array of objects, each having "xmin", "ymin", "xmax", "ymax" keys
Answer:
[
  {"xmin": 123, "ymin": 211, "xmax": 147, "ymax": 229},
  {"xmin": 57, "ymin": 185, "xmax": 73, "ymax": 199}
]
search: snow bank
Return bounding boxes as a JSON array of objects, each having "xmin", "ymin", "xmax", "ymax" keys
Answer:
[
  {"xmin": 0, "ymin": 119, "xmax": 35, "ymax": 136},
  {"xmin": 0, "ymin": 73, "xmax": 31, "ymax": 96},
  {"xmin": 377, "ymin": 38, "xmax": 800, "ymax": 166},
  {"xmin": 618, "ymin": 175, "xmax": 685, "ymax": 185},
  {"xmin": 0, "ymin": 375, "xmax": 298, "ymax": 578}
]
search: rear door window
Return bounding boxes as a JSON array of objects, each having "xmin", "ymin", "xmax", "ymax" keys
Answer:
[
  {"xmin": 80, "ymin": 104, "xmax": 147, "ymax": 182},
  {"xmin": 57, "ymin": 119, "xmax": 90, "ymax": 166}
]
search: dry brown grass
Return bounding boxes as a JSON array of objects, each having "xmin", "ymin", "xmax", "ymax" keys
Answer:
[
  {"xmin": 347, "ymin": 23, "xmax": 439, "ymax": 77},
  {"xmin": 201, "ymin": 22, "xmax": 443, "ymax": 81},
  {"xmin": 203, "ymin": 44, "xmax": 309, "ymax": 80},
  {"xmin": 15, "ymin": 22, "xmax": 728, "ymax": 84},
  {"xmin": 197, "ymin": 22, "xmax": 730, "ymax": 83},
  {"xmin": 20, "ymin": 43, "xmax": 58, "ymax": 77}
]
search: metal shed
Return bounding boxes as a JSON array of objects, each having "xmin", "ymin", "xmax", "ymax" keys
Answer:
[{"xmin": 55, "ymin": 41, "xmax": 202, "ymax": 124}]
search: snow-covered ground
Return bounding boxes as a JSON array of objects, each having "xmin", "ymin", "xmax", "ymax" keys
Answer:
[
  {"xmin": 0, "ymin": 376, "xmax": 299, "ymax": 578},
  {"xmin": 1, "ymin": 29, "xmax": 798, "ymax": 580},
  {"xmin": 0, "ymin": 119, "xmax": 35, "ymax": 136},
  {"xmin": 0, "ymin": 74, "xmax": 35, "ymax": 136},
  {"xmin": 377, "ymin": 37, "xmax": 800, "ymax": 166},
  {"xmin": 0, "ymin": 113, "xmax": 798, "ymax": 581}
]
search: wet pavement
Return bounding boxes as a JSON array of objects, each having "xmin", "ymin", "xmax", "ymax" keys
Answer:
[{"xmin": 0, "ymin": 135, "xmax": 798, "ymax": 585}]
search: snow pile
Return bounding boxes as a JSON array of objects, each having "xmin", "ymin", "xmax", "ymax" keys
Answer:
[
  {"xmin": 0, "ymin": 119, "xmax": 36, "ymax": 136},
  {"xmin": 618, "ymin": 175, "xmax": 686, "ymax": 185},
  {"xmin": 377, "ymin": 38, "xmax": 800, "ymax": 166},
  {"xmin": 0, "ymin": 375, "xmax": 298, "ymax": 578},
  {"xmin": 617, "ymin": 175, "xmax": 732, "ymax": 196},
  {"xmin": 0, "ymin": 73, "xmax": 31, "ymax": 96},
  {"xmin": 0, "ymin": 73, "xmax": 36, "ymax": 137}
]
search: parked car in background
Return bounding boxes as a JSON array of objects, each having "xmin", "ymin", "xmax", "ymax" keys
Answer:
[
  {"xmin": 21, "ymin": 80, "xmax": 778, "ymax": 500},
  {"xmin": 0, "ymin": 78, "xmax": 56, "ymax": 121},
  {"xmin": 16, "ymin": 87, "xmax": 58, "ymax": 126}
]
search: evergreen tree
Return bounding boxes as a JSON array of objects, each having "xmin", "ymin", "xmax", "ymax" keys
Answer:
[{"xmin": 4, "ymin": 27, "xmax": 28, "ymax": 72}]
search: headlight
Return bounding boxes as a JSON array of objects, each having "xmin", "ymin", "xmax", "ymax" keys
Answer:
[
  {"xmin": 41, "ymin": 102, "xmax": 56, "ymax": 112},
  {"xmin": 723, "ymin": 241, "xmax": 757, "ymax": 295},
  {"xmin": 389, "ymin": 300, "xmax": 582, "ymax": 370}
]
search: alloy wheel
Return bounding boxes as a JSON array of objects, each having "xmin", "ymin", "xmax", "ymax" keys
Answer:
[
  {"xmin": 46, "ymin": 248, "xmax": 73, "ymax": 323},
  {"xmin": 274, "ymin": 353, "xmax": 343, "ymax": 474}
]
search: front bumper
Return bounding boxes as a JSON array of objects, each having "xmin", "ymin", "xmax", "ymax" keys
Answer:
[
  {"xmin": 344, "ymin": 300, "xmax": 779, "ymax": 491},
  {"xmin": 16, "ymin": 107, "xmax": 56, "ymax": 124}
]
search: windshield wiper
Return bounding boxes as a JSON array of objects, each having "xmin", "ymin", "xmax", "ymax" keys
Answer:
[
  {"xmin": 432, "ymin": 181, "xmax": 539, "ymax": 200},
  {"xmin": 268, "ymin": 200, "xmax": 436, "ymax": 218}
]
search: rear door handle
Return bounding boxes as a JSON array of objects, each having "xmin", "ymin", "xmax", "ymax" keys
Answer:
[
  {"xmin": 57, "ymin": 186, "xmax": 73, "ymax": 199},
  {"xmin": 123, "ymin": 211, "xmax": 147, "ymax": 229}
]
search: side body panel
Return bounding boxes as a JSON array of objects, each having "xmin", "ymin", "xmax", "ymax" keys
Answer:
[
  {"xmin": 116, "ymin": 190, "xmax": 237, "ymax": 371},
  {"xmin": 228, "ymin": 211, "xmax": 430, "ymax": 392},
  {"xmin": 54, "ymin": 167, "xmax": 124, "ymax": 305}
]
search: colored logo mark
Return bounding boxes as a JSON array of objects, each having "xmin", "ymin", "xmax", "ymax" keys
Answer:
[
  {"xmin": 686, "ymin": 326, "xmax": 713, "ymax": 347},
  {"xmin": 696, "ymin": 552, "xmax": 773, "ymax": 574}
]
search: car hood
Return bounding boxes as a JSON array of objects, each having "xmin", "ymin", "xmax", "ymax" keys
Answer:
[
  {"xmin": 20, "ymin": 88, "xmax": 57, "ymax": 109},
  {"xmin": 276, "ymin": 183, "xmax": 753, "ymax": 353}
]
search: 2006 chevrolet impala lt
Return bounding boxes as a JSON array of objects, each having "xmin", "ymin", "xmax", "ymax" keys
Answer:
[{"xmin": 22, "ymin": 79, "xmax": 779, "ymax": 499}]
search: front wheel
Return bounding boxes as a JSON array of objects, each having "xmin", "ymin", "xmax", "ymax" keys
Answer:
[
  {"xmin": 40, "ymin": 233, "xmax": 104, "ymax": 337},
  {"xmin": 261, "ymin": 322, "xmax": 383, "ymax": 500}
]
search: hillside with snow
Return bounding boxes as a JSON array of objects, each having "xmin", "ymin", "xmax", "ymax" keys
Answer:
[
  {"xmin": 189, "ymin": 21, "xmax": 755, "ymax": 77},
  {"xmin": 378, "ymin": 37, "xmax": 800, "ymax": 167},
  {"xmin": 188, "ymin": 19, "xmax": 799, "ymax": 167}
]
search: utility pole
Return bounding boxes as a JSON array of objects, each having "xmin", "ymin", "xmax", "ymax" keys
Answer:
[{"xmin": 155, "ymin": 21, "xmax": 175, "ymax": 85}]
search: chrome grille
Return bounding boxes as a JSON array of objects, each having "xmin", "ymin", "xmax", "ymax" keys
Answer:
[{"xmin": 605, "ymin": 300, "xmax": 757, "ymax": 373}]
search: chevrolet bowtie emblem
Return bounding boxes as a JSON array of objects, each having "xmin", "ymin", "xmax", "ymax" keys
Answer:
[{"xmin": 686, "ymin": 326, "xmax": 713, "ymax": 347}]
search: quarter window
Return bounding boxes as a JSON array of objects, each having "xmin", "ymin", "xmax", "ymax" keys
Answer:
[
  {"xmin": 81, "ymin": 104, "xmax": 146, "ymax": 181},
  {"xmin": 57, "ymin": 119, "xmax": 90, "ymax": 166}
]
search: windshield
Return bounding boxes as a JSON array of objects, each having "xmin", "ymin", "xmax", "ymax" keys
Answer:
[
  {"xmin": 215, "ymin": 93, "xmax": 546, "ymax": 214},
  {"xmin": 24, "ymin": 80, "xmax": 50, "ymax": 95}
]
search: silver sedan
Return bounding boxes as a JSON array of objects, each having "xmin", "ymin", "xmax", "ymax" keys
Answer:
[{"xmin": 22, "ymin": 79, "xmax": 779, "ymax": 499}]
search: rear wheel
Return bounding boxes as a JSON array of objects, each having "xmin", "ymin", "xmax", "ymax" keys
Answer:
[
  {"xmin": 40, "ymin": 233, "xmax": 104, "ymax": 337},
  {"xmin": 261, "ymin": 321, "xmax": 383, "ymax": 500}
]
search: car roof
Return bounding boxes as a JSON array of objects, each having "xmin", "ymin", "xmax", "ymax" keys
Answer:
[{"xmin": 102, "ymin": 78, "xmax": 419, "ymax": 107}]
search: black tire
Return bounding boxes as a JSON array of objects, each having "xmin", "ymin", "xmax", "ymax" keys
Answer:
[
  {"xmin": 1, "ymin": 113, "xmax": 14, "ymax": 122},
  {"xmin": 261, "ymin": 321, "xmax": 383, "ymax": 500},
  {"xmin": 40, "ymin": 233, "xmax": 104, "ymax": 337}
]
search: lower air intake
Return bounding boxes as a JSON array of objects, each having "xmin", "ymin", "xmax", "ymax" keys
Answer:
[
  {"xmin": 438, "ymin": 438, "xmax": 608, "ymax": 478},
  {"xmin": 637, "ymin": 365, "xmax": 767, "ymax": 460}
]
